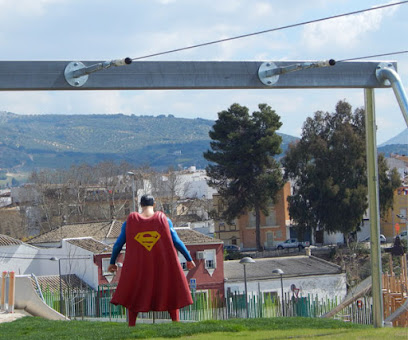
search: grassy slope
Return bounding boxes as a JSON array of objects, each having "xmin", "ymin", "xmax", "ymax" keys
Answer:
[
  {"xmin": 0, "ymin": 112, "xmax": 299, "ymax": 170},
  {"xmin": 0, "ymin": 317, "xmax": 406, "ymax": 340}
]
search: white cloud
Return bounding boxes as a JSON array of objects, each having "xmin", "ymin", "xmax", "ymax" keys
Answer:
[
  {"xmin": 251, "ymin": 2, "xmax": 274, "ymax": 18},
  {"xmin": 156, "ymin": 0, "xmax": 177, "ymax": 4},
  {"xmin": 301, "ymin": 1, "xmax": 398, "ymax": 51},
  {"xmin": 0, "ymin": 92, "xmax": 54, "ymax": 114},
  {"xmin": 213, "ymin": 0, "xmax": 244, "ymax": 13},
  {"xmin": 0, "ymin": 0, "xmax": 65, "ymax": 18}
]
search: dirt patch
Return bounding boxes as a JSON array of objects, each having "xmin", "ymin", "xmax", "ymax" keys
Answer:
[{"xmin": 0, "ymin": 310, "xmax": 30, "ymax": 323}]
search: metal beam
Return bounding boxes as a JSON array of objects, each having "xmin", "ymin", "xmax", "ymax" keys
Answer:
[{"xmin": 0, "ymin": 60, "xmax": 394, "ymax": 91}]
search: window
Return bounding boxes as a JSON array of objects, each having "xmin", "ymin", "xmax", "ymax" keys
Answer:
[
  {"xmin": 249, "ymin": 212, "xmax": 256, "ymax": 227},
  {"xmin": 219, "ymin": 222, "xmax": 225, "ymax": 231},
  {"xmin": 196, "ymin": 250, "xmax": 217, "ymax": 270},
  {"xmin": 265, "ymin": 209, "xmax": 276, "ymax": 226},
  {"xmin": 206, "ymin": 259, "xmax": 215, "ymax": 269},
  {"xmin": 102, "ymin": 257, "xmax": 111, "ymax": 276},
  {"xmin": 266, "ymin": 232, "xmax": 274, "ymax": 248},
  {"xmin": 204, "ymin": 249, "xmax": 216, "ymax": 270}
]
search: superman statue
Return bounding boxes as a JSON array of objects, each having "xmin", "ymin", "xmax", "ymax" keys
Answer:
[{"xmin": 108, "ymin": 194, "xmax": 196, "ymax": 326}]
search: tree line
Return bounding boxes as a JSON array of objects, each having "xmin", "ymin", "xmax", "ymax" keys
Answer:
[
  {"xmin": 14, "ymin": 162, "xmax": 206, "ymax": 237},
  {"xmin": 205, "ymin": 100, "xmax": 401, "ymax": 251}
]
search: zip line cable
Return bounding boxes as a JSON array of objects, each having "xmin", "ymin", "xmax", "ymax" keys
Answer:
[
  {"xmin": 337, "ymin": 50, "xmax": 408, "ymax": 62},
  {"xmin": 131, "ymin": 1, "xmax": 408, "ymax": 61}
]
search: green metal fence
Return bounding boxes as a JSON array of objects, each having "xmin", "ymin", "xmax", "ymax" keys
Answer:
[{"xmin": 39, "ymin": 284, "xmax": 371, "ymax": 324}]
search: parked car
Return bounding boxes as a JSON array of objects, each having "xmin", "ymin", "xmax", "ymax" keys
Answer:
[
  {"xmin": 361, "ymin": 234, "xmax": 386, "ymax": 244},
  {"xmin": 224, "ymin": 244, "xmax": 240, "ymax": 252},
  {"xmin": 276, "ymin": 238, "xmax": 310, "ymax": 250}
]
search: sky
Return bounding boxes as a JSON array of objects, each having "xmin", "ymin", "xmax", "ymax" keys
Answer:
[{"xmin": 0, "ymin": 0, "xmax": 407, "ymax": 144}]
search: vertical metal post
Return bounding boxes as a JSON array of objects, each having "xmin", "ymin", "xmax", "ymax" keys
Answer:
[
  {"xmin": 1, "ymin": 271, "xmax": 6, "ymax": 311},
  {"xmin": 392, "ymin": 210, "xmax": 395, "ymax": 238},
  {"xmin": 58, "ymin": 259, "xmax": 63, "ymax": 315},
  {"xmin": 8, "ymin": 271, "xmax": 15, "ymax": 313},
  {"xmin": 280, "ymin": 274, "xmax": 285, "ymax": 316},
  {"xmin": 127, "ymin": 172, "xmax": 136, "ymax": 212},
  {"xmin": 131, "ymin": 176, "xmax": 136, "ymax": 212},
  {"xmin": 364, "ymin": 88, "xmax": 384, "ymax": 328},
  {"xmin": 243, "ymin": 264, "xmax": 249, "ymax": 318}
]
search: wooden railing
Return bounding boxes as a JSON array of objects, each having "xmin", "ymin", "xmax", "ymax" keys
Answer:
[{"xmin": 383, "ymin": 254, "xmax": 408, "ymax": 327}]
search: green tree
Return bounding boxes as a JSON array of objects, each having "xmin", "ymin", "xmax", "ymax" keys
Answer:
[
  {"xmin": 11, "ymin": 177, "xmax": 20, "ymax": 187},
  {"xmin": 204, "ymin": 103, "xmax": 284, "ymax": 251},
  {"xmin": 282, "ymin": 100, "xmax": 401, "ymax": 241},
  {"xmin": 378, "ymin": 153, "xmax": 401, "ymax": 217}
]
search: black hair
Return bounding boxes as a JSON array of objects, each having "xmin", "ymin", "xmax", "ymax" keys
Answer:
[{"xmin": 140, "ymin": 194, "xmax": 155, "ymax": 207}]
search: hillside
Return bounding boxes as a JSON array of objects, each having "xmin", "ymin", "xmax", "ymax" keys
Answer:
[
  {"xmin": 0, "ymin": 111, "xmax": 298, "ymax": 170},
  {"xmin": 379, "ymin": 128, "xmax": 407, "ymax": 147},
  {"xmin": 377, "ymin": 129, "xmax": 407, "ymax": 157}
]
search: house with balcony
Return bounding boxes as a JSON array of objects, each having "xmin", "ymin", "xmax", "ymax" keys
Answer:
[{"xmin": 213, "ymin": 182, "xmax": 292, "ymax": 250}]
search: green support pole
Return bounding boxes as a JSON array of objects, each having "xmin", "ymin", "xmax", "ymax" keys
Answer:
[{"xmin": 364, "ymin": 88, "xmax": 384, "ymax": 328}]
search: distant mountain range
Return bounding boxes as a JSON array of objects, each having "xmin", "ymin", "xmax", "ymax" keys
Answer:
[
  {"xmin": 0, "ymin": 111, "xmax": 405, "ymax": 171},
  {"xmin": 0, "ymin": 111, "xmax": 299, "ymax": 171},
  {"xmin": 377, "ymin": 128, "xmax": 407, "ymax": 157},
  {"xmin": 379, "ymin": 128, "xmax": 408, "ymax": 146}
]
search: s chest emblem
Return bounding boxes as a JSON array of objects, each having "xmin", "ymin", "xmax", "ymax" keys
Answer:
[{"xmin": 135, "ymin": 231, "xmax": 161, "ymax": 251}]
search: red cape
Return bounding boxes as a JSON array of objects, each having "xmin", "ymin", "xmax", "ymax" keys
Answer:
[{"xmin": 111, "ymin": 211, "xmax": 193, "ymax": 312}]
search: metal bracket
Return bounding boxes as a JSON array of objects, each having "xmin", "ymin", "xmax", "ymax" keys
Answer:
[
  {"xmin": 64, "ymin": 57, "xmax": 132, "ymax": 87},
  {"xmin": 376, "ymin": 62, "xmax": 408, "ymax": 126},
  {"xmin": 64, "ymin": 62, "xmax": 89, "ymax": 87},
  {"xmin": 258, "ymin": 59, "xmax": 336, "ymax": 86},
  {"xmin": 258, "ymin": 62, "xmax": 280, "ymax": 86},
  {"xmin": 375, "ymin": 62, "xmax": 396, "ymax": 86}
]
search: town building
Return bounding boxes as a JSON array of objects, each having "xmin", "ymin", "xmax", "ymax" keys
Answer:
[
  {"xmin": 213, "ymin": 182, "xmax": 292, "ymax": 250},
  {"xmin": 27, "ymin": 220, "xmax": 124, "ymax": 248},
  {"xmin": 3, "ymin": 221, "xmax": 225, "ymax": 297},
  {"xmin": 224, "ymin": 255, "xmax": 347, "ymax": 301},
  {"xmin": 381, "ymin": 185, "xmax": 408, "ymax": 238}
]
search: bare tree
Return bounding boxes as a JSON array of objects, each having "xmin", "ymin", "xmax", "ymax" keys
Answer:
[
  {"xmin": 26, "ymin": 169, "xmax": 70, "ymax": 233},
  {"xmin": 21, "ymin": 162, "xmax": 137, "ymax": 235}
]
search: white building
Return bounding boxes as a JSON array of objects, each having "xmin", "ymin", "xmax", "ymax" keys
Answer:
[
  {"xmin": 175, "ymin": 167, "xmax": 217, "ymax": 199},
  {"xmin": 0, "ymin": 234, "xmax": 104, "ymax": 290},
  {"xmin": 224, "ymin": 256, "xmax": 347, "ymax": 301}
]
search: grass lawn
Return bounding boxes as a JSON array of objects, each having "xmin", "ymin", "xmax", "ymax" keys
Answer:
[{"xmin": 0, "ymin": 317, "xmax": 406, "ymax": 340}]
